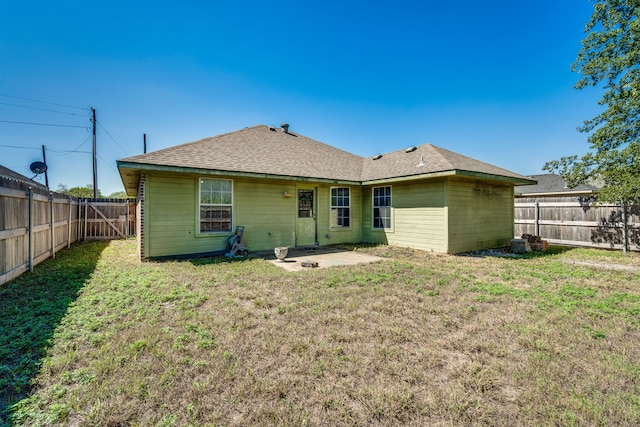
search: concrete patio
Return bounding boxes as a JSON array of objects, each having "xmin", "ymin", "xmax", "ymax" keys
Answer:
[{"xmin": 252, "ymin": 246, "xmax": 385, "ymax": 272}]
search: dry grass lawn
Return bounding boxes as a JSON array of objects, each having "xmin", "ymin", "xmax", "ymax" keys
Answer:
[{"xmin": 2, "ymin": 240, "xmax": 640, "ymax": 426}]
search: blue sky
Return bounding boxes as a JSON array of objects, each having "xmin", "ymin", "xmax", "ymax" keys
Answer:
[{"xmin": 1, "ymin": 0, "xmax": 599, "ymax": 195}]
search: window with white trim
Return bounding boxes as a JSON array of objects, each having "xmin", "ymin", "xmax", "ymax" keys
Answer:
[
  {"xmin": 373, "ymin": 186, "xmax": 392, "ymax": 229},
  {"xmin": 199, "ymin": 178, "xmax": 232, "ymax": 232},
  {"xmin": 330, "ymin": 187, "xmax": 350, "ymax": 228}
]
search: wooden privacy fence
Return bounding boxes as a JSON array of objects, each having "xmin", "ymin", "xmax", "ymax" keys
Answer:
[
  {"xmin": 0, "ymin": 178, "xmax": 135, "ymax": 284},
  {"xmin": 515, "ymin": 196, "xmax": 640, "ymax": 251}
]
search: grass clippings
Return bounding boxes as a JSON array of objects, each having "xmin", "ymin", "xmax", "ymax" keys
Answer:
[{"xmin": 2, "ymin": 241, "xmax": 639, "ymax": 426}]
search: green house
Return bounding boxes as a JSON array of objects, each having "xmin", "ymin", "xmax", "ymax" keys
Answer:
[{"xmin": 117, "ymin": 124, "xmax": 535, "ymax": 260}]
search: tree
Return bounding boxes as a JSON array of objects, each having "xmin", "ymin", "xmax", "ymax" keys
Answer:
[
  {"xmin": 56, "ymin": 183, "xmax": 104, "ymax": 198},
  {"xmin": 108, "ymin": 190, "xmax": 128, "ymax": 199},
  {"xmin": 544, "ymin": 0, "xmax": 639, "ymax": 251}
]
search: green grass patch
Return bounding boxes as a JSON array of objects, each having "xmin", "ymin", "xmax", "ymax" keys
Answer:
[{"xmin": 2, "ymin": 241, "xmax": 639, "ymax": 426}]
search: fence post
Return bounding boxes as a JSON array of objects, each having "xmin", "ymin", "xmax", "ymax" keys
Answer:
[
  {"xmin": 77, "ymin": 199, "xmax": 81, "ymax": 241},
  {"xmin": 84, "ymin": 199, "xmax": 88, "ymax": 240},
  {"xmin": 535, "ymin": 201, "xmax": 540, "ymax": 237},
  {"xmin": 126, "ymin": 200, "xmax": 130, "ymax": 237},
  {"xmin": 67, "ymin": 197, "xmax": 72, "ymax": 248},
  {"xmin": 50, "ymin": 192, "xmax": 55, "ymax": 259},
  {"xmin": 28, "ymin": 187, "xmax": 34, "ymax": 272},
  {"xmin": 621, "ymin": 201, "xmax": 628, "ymax": 253}
]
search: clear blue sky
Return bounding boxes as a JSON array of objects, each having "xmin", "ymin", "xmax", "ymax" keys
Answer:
[{"xmin": 1, "ymin": 0, "xmax": 600, "ymax": 195}]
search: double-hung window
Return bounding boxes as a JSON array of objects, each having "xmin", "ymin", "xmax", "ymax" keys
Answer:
[
  {"xmin": 330, "ymin": 187, "xmax": 350, "ymax": 228},
  {"xmin": 373, "ymin": 186, "xmax": 391, "ymax": 229},
  {"xmin": 199, "ymin": 178, "xmax": 233, "ymax": 232}
]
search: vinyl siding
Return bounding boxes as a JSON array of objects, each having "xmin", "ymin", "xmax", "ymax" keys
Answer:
[
  {"xmin": 362, "ymin": 180, "xmax": 447, "ymax": 252},
  {"xmin": 146, "ymin": 173, "xmax": 207, "ymax": 257},
  {"xmin": 235, "ymin": 179, "xmax": 296, "ymax": 250},
  {"xmin": 144, "ymin": 174, "xmax": 362, "ymax": 257},
  {"xmin": 316, "ymin": 185, "xmax": 362, "ymax": 246},
  {"xmin": 447, "ymin": 178, "xmax": 514, "ymax": 253}
]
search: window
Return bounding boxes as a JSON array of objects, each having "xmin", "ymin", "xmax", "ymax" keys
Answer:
[
  {"xmin": 373, "ymin": 186, "xmax": 392, "ymax": 229},
  {"xmin": 330, "ymin": 187, "xmax": 350, "ymax": 228},
  {"xmin": 199, "ymin": 178, "xmax": 232, "ymax": 232},
  {"xmin": 298, "ymin": 189, "xmax": 313, "ymax": 218}
]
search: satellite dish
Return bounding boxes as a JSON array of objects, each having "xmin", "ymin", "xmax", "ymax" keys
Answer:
[{"xmin": 30, "ymin": 161, "xmax": 47, "ymax": 175}]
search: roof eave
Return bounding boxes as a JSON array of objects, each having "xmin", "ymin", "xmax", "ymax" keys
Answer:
[
  {"xmin": 363, "ymin": 170, "xmax": 537, "ymax": 186},
  {"xmin": 116, "ymin": 161, "xmax": 362, "ymax": 192}
]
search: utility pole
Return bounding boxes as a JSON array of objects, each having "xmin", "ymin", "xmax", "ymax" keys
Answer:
[
  {"xmin": 91, "ymin": 107, "xmax": 97, "ymax": 198},
  {"xmin": 41, "ymin": 144, "xmax": 49, "ymax": 188},
  {"xmin": 144, "ymin": 133, "xmax": 147, "ymax": 153}
]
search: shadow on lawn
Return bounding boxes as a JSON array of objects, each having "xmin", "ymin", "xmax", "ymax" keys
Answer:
[
  {"xmin": 456, "ymin": 245, "xmax": 577, "ymax": 259},
  {"xmin": 0, "ymin": 241, "xmax": 109, "ymax": 426}
]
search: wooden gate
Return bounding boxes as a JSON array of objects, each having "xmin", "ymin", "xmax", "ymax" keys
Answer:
[{"xmin": 80, "ymin": 199, "xmax": 136, "ymax": 240}]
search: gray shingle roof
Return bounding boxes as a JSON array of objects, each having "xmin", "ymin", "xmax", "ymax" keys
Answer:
[
  {"xmin": 118, "ymin": 125, "xmax": 534, "ymax": 191},
  {"xmin": 360, "ymin": 144, "xmax": 529, "ymax": 181},
  {"xmin": 120, "ymin": 125, "xmax": 363, "ymax": 182},
  {"xmin": 0, "ymin": 164, "xmax": 45, "ymax": 187},
  {"xmin": 514, "ymin": 173, "xmax": 598, "ymax": 195}
]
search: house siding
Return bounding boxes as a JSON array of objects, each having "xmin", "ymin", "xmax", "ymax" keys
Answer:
[
  {"xmin": 316, "ymin": 186, "xmax": 362, "ymax": 246},
  {"xmin": 447, "ymin": 178, "xmax": 514, "ymax": 253},
  {"xmin": 362, "ymin": 180, "xmax": 447, "ymax": 252},
  {"xmin": 143, "ymin": 173, "xmax": 363, "ymax": 258},
  {"xmin": 235, "ymin": 179, "xmax": 297, "ymax": 250}
]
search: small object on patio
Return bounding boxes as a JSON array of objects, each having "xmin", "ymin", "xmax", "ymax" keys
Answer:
[
  {"xmin": 510, "ymin": 238, "xmax": 531, "ymax": 254},
  {"xmin": 301, "ymin": 261, "xmax": 318, "ymax": 268},
  {"xmin": 274, "ymin": 246, "xmax": 288, "ymax": 262},
  {"xmin": 521, "ymin": 234, "xmax": 549, "ymax": 252},
  {"xmin": 225, "ymin": 226, "xmax": 249, "ymax": 258}
]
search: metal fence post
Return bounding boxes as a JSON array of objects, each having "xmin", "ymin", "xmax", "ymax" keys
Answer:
[
  {"xmin": 50, "ymin": 192, "xmax": 55, "ymax": 259},
  {"xmin": 28, "ymin": 187, "xmax": 33, "ymax": 272},
  {"xmin": 67, "ymin": 197, "xmax": 72, "ymax": 248}
]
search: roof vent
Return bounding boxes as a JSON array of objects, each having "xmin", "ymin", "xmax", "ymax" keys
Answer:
[
  {"xmin": 416, "ymin": 155, "xmax": 425, "ymax": 167},
  {"xmin": 268, "ymin": 126, "xmax": 276, "ymax": 131},
  {"xmin": 372, "ymin": 154, "xmax": 382, "ymax": 160},
  {"xmin": 281, "ymin": 123, "xmax": 289, "ymax": 133},
  {"xmin": 405, "ymin": 146, "xmax": 417, "ymax": 153}
]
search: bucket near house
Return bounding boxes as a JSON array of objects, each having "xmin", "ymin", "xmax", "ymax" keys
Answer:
[{"xmin": 274, "ymin": 247, "xmax": 288, "ymax": 262}]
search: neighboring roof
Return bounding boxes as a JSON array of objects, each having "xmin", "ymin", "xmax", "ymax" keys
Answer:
[
  {"xmin": 514, "ymin": 173, "xmax": 598, "ymax": 196},
  {"xmin": 0, "ymin": 165, "xmax": 46, "ymax": 188},
  {"xmin": 118, "ymin": 125, "xmax": 536, "ymax": 195}
]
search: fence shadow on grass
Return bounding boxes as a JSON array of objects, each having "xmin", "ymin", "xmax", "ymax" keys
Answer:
[{"xmin": 0, "ymin": 240, "xmax": 109, "ymax": 426}]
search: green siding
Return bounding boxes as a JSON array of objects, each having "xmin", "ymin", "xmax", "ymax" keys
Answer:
[
  {"xmin": 147, "ymin": 174, "xmax": 198, "ymax": 257},
  {"xmin": 362, "ymin": 180, "xmax": 447, "ymax": 252},
  {"xmin": 143, "ymin": 172, "xmax": 515, "ymax": 258},
  {"xmin": 447, "ymin": 178, "xmax": 514, "ymax": 253},
  {"xmin": 316, "ymin": 186, "xmax": 362, "ymax": 246},
  {"xmin": 235, "ymin": 179, "xmax": 297, "ymax": 250},
  {"xmin": 144, "ymin": 173, "xmax": 362, "ymax": 257}
]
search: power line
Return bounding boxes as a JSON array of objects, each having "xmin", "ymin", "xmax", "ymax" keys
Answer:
[
  {"xmin": 0, "ymin": 101, "xmax": 85, "ymax": 116},
  {"xmin": 48, "ymin": 136, "xmax": 93, "ymax": 155},
  {"xmin": 0, "ymin": 120, "xmax": 89, "ymax": 129},
  {"xmin": 97, "ymin": 120, "xmax": 129, "ymax": 156},
  {"xmin": 0, "ymin": 93, "xmax": 87, "ymax": 110},
  {"xmin": 97, "ymin": 153, "xmax": 119, "ymax": 174},
  {"xmin": 0, "ymin": 135, "xmax": 92, "ymax": 154},
  {"xmin": 0, "ymin": 144, "xmax": 41, "ymax": 150}
]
